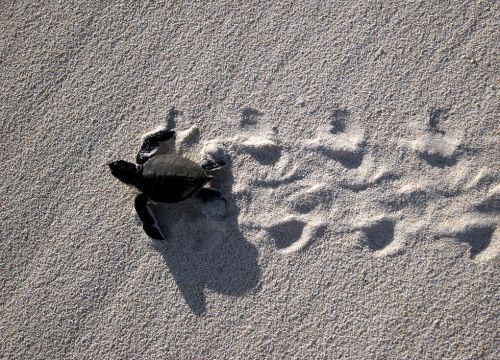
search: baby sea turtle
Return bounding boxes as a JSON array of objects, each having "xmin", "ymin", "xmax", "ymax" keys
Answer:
[{"xmin": 109, "ymin": 128, "xmax": 226, "ymax": 240}]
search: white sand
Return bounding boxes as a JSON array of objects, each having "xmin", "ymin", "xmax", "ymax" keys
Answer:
[{"xmin": 1, "ymin": 1, "xmax": 499, "ymax": 358}]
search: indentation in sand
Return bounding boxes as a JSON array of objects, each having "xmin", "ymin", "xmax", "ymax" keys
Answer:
[
  {"xmin": 473, "ymin": 183, "xmax": 500, "ymax": 214},
  {"xmin": 354, "ymin": 216, "xmax": 402, "ymax": 257},
  {"xmin": 253, "ymin": 155, "xmax": 302, "ymax": 188},
  {"xmin": 402, "ymin": 111, "xmax": 464, "ymax": 168},
  {"xmin": 266, "ymin": 217, "xmax": 306, "ymax": 250},
  {"xmin": 427, "ymin": 107, "xmax": 448, "ymax": 135},
  {"xmin": 287, "ymin": 183, "xmax": 332, "ymax": 213},
  {"xmin": 264, "ymin": 215, "xmax": 325, "ymax": 254},
  {"xmin": 339, "ymin": 155, "xmax": 399, "ymax": 191},
  {"xmin": 240, "ymin": 106, "xmax": 264, "ymax": 127},
  {"xmin": 410, "ymin": 133, "xmax": 461, "ymax": 167},
  {"xmin": 304, "ymin": 108, "xmax": 366, "ymax": 168},
  {"xmin": 465, "ymin": 167, "xmax": 496, "ymax": 190},
  {"xmin": 329, "ymin": 108, "xmax": 350, "ymax": 134},
  {"xmin": 176, "ymin": 125, "xmax": 201, "ymax": 153},
  {"xmin": 435, "ymin": 217, "xmax": 498, "ymax": 261}
]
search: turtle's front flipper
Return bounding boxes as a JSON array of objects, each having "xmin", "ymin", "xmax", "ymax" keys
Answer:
[
  {"xmin": 196, "ymin": 188, "xmax": 225, "ymax": 203},
  {"xmin": 134, "ymin": 193, "xmax": 166, "ymax": 240},
  {"xmin": 136, "ymin": 129, "xmax": 176, "ymax": 164}
]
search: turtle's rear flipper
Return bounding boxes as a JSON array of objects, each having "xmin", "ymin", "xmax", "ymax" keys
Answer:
[
  {"xmin": 201, "ymin": 159, "xmax": 226, "ymax": 171},
  {"xmin": 134, "ymin": 193, "xmax": 166, "ymax": 240},
  {"xmin": 136, "ymin": 129, "xmax": 176, "ymax": 165},
  {"xmin": 197, "ymin": 188, "xmax": 225, "ymax": 203}
]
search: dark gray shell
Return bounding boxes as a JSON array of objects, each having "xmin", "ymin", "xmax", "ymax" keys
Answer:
[{"xmin": 140, "ymin": 155, "xmax": 209, "ymax": 203}]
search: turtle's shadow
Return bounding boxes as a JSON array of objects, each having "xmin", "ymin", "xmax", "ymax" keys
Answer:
[{"xmin": 151, "ymin": 159, "xmax": 260, "ymax": 315}]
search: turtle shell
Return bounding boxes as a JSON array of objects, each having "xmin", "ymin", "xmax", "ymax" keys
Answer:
[{"xmin": 140, "ymin": 155, "xmax": 209, "ymax": 203}]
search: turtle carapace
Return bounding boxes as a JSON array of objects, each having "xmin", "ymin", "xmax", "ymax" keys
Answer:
[{"xmin": 109, "ymin": 127, "xmax": 225, "ymax": 240}]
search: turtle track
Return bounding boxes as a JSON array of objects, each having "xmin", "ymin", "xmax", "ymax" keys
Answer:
[{"xmin": 226, "ymin": 106, "xmax": 499, "ymax": 262}]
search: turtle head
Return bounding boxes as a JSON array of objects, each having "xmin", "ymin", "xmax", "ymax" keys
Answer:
[{"xmin": 109, "ymin": 160, "xmax": 141, "ymax": 187}]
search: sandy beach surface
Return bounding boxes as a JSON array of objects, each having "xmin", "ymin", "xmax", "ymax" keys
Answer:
[{"xmin": 1, "ymin": 1, "xmax": 499, "ymax": 359}]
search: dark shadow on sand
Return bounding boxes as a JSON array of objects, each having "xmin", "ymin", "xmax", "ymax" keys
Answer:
[
  {"xmin": 151, "ymin": 158, "xmax": 260, "ymax": 315},
  {"xmin": 419, "ymin": 152, "xmax": 458, "ymax": 168},
  {"xmin": 454, "ymin": 225, "xmax": 495, "ymax": 259},
  {"xmin": 319, "ymin": 148, "xmax": 364, "ymax": 169}
]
